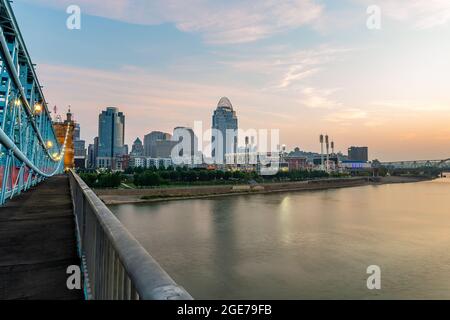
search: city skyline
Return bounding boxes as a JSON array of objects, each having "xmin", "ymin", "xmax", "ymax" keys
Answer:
[
  {"xmin": 2, "ymin": 1, "xmax": 450, "ymax": 304},
  {"xmin": 12, "ymin": 0, "xmax": 450, "ymax": 161}
]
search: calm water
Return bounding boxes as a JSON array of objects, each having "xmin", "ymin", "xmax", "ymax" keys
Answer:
[{"xmin": 110, "ymin": 176, "xmax": 450, "ymax": 299}]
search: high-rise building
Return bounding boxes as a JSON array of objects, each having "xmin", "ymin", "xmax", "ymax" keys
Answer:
[
  {"xmin": 348, "ymin": 146, "xmax": 369, "ymax": 162},
  {"xmin": 74, "ymin": 140, "xmax": 86, "ymax": 168},
  {"xmin": 153, "ymin": 140, "xmax": 178, "ymax": 158},
  {"xmin": 87, "ymin": 144, "xmax": 95, "ymax": 169},
  {"xmin": 144, "ymin": 131, "xmax": 172, "ymax": 157},
  {"xmin": 130, "ymin": 138, "xmax": 144, "ymax": 157},
  {"xmin": 172, "ymin": 127, "xmax": 199, "ymax": 163},
  {"xmin": 87, "ymin": 137, "xmax": 99, "ymax": 169},
  {"xmin": 74, "ymin": 122, "xmax": 81, "ymax": 140},
  {"xmin": 73, "ymin": 123, "xmax": 87, "ymax": 169},
  {"xmin": 97, "ymin": 107, "xmax": 126, "ymax": 168},
  {"xmin": 92, "ymin": 137, "xmax": 99, "ymax": 168},
  {"xmin": 212, "ymin": 97, "xmax": 238, "ymax": 164}
]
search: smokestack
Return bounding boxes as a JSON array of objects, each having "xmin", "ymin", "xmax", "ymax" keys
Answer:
[{"xmin": 331, "ymin": 141, "xmax": 335, "ymax": 155}]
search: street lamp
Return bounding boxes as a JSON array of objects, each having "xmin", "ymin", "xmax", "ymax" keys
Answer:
[{"xmin": 34, "ymin": 103, "xmax": 42, "ymax": 114}]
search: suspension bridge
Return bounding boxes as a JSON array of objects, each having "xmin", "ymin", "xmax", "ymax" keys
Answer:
[
  {"xmin": 0, "ymin": 0, "xmax": 447, "ymax": 301},
  {"xmin": 0, "ymin": 0, "xmax": 191, "ymax": 300}
]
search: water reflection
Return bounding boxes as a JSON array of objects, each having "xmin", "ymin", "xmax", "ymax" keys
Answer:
[{"xmin": 111, "ymin": 176, "xmax": 450, "ymax": 299}]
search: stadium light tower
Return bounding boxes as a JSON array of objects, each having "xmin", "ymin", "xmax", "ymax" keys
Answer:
[
  {"xmin": 320, "ymin": 134, "xmax": 325, "ymax": 170},
  {"xmin": 325, "ymin": 135, "xmax": 330, "ymax": 172}
]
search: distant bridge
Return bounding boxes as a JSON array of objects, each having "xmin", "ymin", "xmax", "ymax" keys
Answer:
[{"xmin": 380, "ymin": 159, "xmax": 450, "ymax": 170}]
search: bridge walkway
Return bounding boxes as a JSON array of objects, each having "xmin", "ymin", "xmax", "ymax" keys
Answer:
[{"xmin": 0, "ymin": 175, "xmax": 83, "ymax": 300}]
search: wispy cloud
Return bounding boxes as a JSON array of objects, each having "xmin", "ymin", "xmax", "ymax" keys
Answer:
[
  {"xmin": 24, "ymin": 0, "xmax": 323, "ymax": 44},
  {"xmin": 356, "ymin": 0, "xmax": 450, "ymax": 29},
  {"xmin": 300, "ymin": 87, "xmax": 343, "ymax": 109},
  {"xmin": 36, "ymin": 63, "xmax": 319, "ymax": 144},
  {"xmin": 221, "ymin": 46, "xmax": 353, "ymax": 89},
  {"xmin": 278, "ymin": 67, "xmax": 320, "ymax": 88},
  {"xmin": 325, "ymin": 108, "xmax": 368, "ymax": 124},
  {"xmin": 371, "ymin": 100, "xmax": 450, "ymax": 112}
]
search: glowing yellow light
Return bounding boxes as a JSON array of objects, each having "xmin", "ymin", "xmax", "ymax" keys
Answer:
[
  {"xmin": 34, "ymin": 103, "xmax": 42, "ymax": 113},
  {"xmin": 46, "ymin": 140, "xmax": 53, "ymax": 149},
  {"xmin": 52, "ymin": 152, "xmax": 58, "ymax": 158},
  {"xmin": 14, "ymin": 99, "xmax": 21, "ymax": 107}
]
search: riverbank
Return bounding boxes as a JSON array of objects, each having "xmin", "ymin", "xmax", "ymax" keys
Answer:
[{"xmin": 95, "ymin": 176, "xmax": 430, "ymax": 205}]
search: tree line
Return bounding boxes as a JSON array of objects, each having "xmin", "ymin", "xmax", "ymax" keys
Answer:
[
  {"xmin": 78, "ymin": 167, "xmax": 346, "ymax": 189},
  {"xmin": 130, "ymin": 167, "xmax": 335, "ymax": 187}
]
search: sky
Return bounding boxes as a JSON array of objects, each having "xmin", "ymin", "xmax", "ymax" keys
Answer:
[{"xmin": 11, "ymin": 0, "xmax": 450, "ymax": 161}]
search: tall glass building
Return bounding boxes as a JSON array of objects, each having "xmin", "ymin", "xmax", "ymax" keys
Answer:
[
  {"xmin": 212, "ymin": 97, "xmax": 238, "ymax": 164},
  {"xmin": 98, "ymin": 107, "xmax": 126, "ymax": 158}
]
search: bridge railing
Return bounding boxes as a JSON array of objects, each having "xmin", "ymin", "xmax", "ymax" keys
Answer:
[{"xmin": 68, "ymin": 169, "xmax": 193, "ymax": 300}]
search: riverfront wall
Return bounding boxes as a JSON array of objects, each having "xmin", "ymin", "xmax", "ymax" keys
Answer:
[{"xmin": 95, "ymin": 178, "xmax": 372, "ymax": 205}]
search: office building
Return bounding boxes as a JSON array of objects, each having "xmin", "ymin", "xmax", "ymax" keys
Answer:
[
  {"xmin": 153, "ymin": 140, "xmax": 177, "ymax": 158},
  {"xmin": 130, "ymin": 137, "xmax": 144, "ymax": 157},
  {"xmin": 212, "ymin": 97, "xmax": 238, "ymax": 164},
  {"xmin": 172, "ymin": 127, "xmax": 200, "ymax": 164},
  {"xmin": 97, "ymin": 107, "xmax": 127, "ymax": 169},
  {"xmin": 348, "ymin": 146, "xmax": 369, "ymax": 162},
  {"xmin": 74, "ymin": 140, "xmax": 86, "ymax": 168},
  {"xmin": 144, "ymin": 131, "xmax": 172, "ymax": 157},
  {"xmin": 87, "ymin": 137, "xmax": 99, "ymax": 169},
  {"xmin": 87, "ymin": 143, "xmax": 95, "ymax": 169},
  {"xmin": 73, "ymin": 123, "xmax": 87, "ymax": 169}
]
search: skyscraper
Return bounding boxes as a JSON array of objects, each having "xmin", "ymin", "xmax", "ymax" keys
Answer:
[
  {"xmin": 172, "ymin": 127, "xmax": 200, "ymax": 165},
  {"xmin": 173, "ymin": 127, "xmax": 198, "ymax": 157},
  {"xmin": 212, "ymin": 97, "xmax": 238, "ymax": 164},
  {"xmin": 144, "ymin": 131, "xmax": 172, "ymax": 157},
  {"xmin": 73, "ymin": 123, "xmax": 86, "ymax": 169},
  {"xmin": 97, "ymin": 107, "xmax": 126, "ymax": 169},
  {"xmin": 87, "ymin": 143, "xmax": 95, "ymax": 169},
  {"xmin": 74, "ymin": 122, "xmax": 81, "ymax": 140}
]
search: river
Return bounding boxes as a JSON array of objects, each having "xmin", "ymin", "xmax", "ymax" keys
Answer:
[{"xmin": 110, "ymin": 176, "xmax": 450, "ymax": 299}]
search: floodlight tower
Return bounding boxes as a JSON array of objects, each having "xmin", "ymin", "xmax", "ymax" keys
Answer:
[
  {"xmin": 320, "ymin": 134, "xmax": 324, "ymax": 170},
  {"xmin": 325, "ymin": 135, "xmax": 330, "ymax": 172},
  {"xmin": 331, "ymin": 141, "xmax": 335, "ymax": 171}
]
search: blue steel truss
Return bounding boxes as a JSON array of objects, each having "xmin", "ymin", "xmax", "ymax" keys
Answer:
[{"xmin": 0, "ymin": 0, "xmax": 67, "ymax": 205}]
